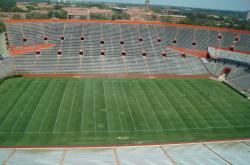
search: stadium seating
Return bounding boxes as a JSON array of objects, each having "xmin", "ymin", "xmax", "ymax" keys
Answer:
[
  {"xmin": 204, "ymin": 58, "xmax": 250, "ymax": 92},
  {"xmin": 2, "ymin": 20, "xmax": 250, "ymax": 94},
  {"xmin": 208, "ymin": 47, "xmax": 250, "ymax": 64},
  {"xmin": 0, "ymin": 56, "xmax": 15, "ymax": 79},
  {"xmin": 227, "ymin": 66, "xmax": 250, "ymax": 92},
  {"xmin": 5, "ymin": 21, "xmax": 215, "ymax": 75}
]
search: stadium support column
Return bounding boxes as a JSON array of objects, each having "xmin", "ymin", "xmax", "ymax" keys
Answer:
[
  {"xmin": 112, "ymin": 148, "xmax": 121, "ymax": 165},
  {"xmin": 2, "ymin": 149, "xmax": 16, "ymax": 165},
  {"xmin": 59, "ymin": 149, "xmax": 68, "ymax": 165}
]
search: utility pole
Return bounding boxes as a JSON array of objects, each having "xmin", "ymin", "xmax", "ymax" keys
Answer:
[{"xmin": 145, "ymin": 0, "xmax": 150, "ymax": 11}]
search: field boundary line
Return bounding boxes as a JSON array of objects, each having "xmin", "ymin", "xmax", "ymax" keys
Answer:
[
  {"xmin": 1, "ymin": 138, "xmax": 250, "ymax": 149},
  {"xmin": 21, "ymin": 73, "xmax": 210, "ymax": 79},
  {"xmin": 2, "ymin": 124, "xmax": 248, "ymax": 133}
]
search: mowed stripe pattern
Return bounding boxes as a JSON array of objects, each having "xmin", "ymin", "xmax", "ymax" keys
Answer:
[{"xmin": 0, "ymin": 77, "xmax": 250, "ymax": 146}]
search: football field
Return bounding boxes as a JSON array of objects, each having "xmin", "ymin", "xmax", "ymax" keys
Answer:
[{"xmin": 0, "ymin": 77, "xmax": 250, "ymax": 146}]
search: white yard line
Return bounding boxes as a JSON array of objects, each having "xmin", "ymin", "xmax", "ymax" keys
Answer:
[
  {"xmin": 111, "ymin": 82, "xmax": 123, "ymax": 131},
  {"xmin": 66, "ymin": 81, "xmax": 77, "ymax": 132},
  {"xmin": 166, "ymin": 83, "xmax": 201, "ymax": 129},
  {"xmin": 193, "ymin": 84, "xmax": 234, "ymax": 127},
  {"xmin": 185, "ymin": 81, "xmax": 232, "ymax": 127},
  {"xmin": 152, "ymin": 81, "xmax": 188, "ymax": 129},
  {"xmin": 209, "ymin": 88, "xmax": 250, "ymax": 126},
  {"xmin": 53, "ymin": 81, "xmax": 69, "ymax": 133},
  {"xmin": 25, "ymin": 81, "xmax": 52, "ymax": 132},
  {"xmin": 171, "ymin": 83, "xmax": 212, "ymax": 128},
  {"xmin": 39, "ymin": 83, "xmax": 59, "ymax": 132},
  {"xmin": 147, "ymin": 82, "xmax": 176, "ymax": 130},
  {"xmin": 93, "ymin": 80, "xmax": 97, "ymax": 132},
  {"xmin": 129, "ymin": 83, "xmax": 150, "ymax": 130},
  {"xmin": 11, "ymin": 82, "xmax": 41, "ymax": 132},
  {"xmin": 136, "ymin": 83, "xmax": 164, "ymax": 130},
  {"xmin": 178, "ymin": 84, "xmax": 215, "ymax": 128},
  {"xmin": 81, "ymin": 80, "xmax": 86, "ymax": 133},
  {"xmin": 103, "ymin": 81, "xmax": 110, "ymax": 131},
  {"xmin": 183, "ymin": 84, "xmax": 222, "ymax": 127},
  {"xmin": 0, "ymin": 80, "xmax": 33, "ymax": 129},
  {"xmin": 121, "ymin": 85, "xmax": 137, "ymax": 131}
]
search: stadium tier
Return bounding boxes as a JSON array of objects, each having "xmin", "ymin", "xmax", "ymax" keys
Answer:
[
  {"xmin": 208, "ymin": 47, "xmax": 250, "ymax": 64},
  {"xmin": 4, "ymin": 20, "xmax": 250, "ymax": 75},
  {"xmin": 204, "ymin": 58, "xmax": 250, "ymax": 93}
]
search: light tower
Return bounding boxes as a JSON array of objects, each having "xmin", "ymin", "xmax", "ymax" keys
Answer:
[{"xmin": 145, "ymin": 0, "xmax": 150, "ymax": 11}]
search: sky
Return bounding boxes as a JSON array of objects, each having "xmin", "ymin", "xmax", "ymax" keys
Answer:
[{"xmin": 85, "ymin": 0, "xmax": 250, "ymax": 11}]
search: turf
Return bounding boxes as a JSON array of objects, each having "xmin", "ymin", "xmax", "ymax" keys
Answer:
[{"xmin": 0, "ymin": 77, "xmax": 250, "ymax": 146}]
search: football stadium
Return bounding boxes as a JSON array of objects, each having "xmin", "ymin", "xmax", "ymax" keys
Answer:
[{"xmin": 0, "ymin": 18, "xmax": 250, "ymax": 163}]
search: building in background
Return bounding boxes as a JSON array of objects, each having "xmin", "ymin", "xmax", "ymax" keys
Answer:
[
  {"xmin": 246, "ymin": 11, "xmax": 250, "ymax": 21},
  {"xmin": 161, "ymin": 14, "xmax": 186, "ymax": 23},
  {"xmin": 65, "ymin": 7, "xmax": 112, "ymax": 20}
]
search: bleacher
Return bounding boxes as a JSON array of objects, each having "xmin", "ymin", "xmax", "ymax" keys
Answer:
[
  {"xmin": 5, "ymin": 21, "xmax": 215, "ymax": 75},
  {"xmin": 208, "ymin": 47, "xmax": 250, "ymax": 64},
  {"xmin": 0, "ymin": 56, "xmax": 15, "ymax": 79},
  {"xmin": 2, "ymin": 20, "xmax": 250, "ymax": 92},
  {"xmin": 204, "ymin": 58, "xmax": 250, "ymax": 94}
]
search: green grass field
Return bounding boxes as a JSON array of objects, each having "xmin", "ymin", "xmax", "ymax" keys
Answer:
[{"xmin": 0, "ymin": 77, "xmax": 250, "ymax": 146}]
